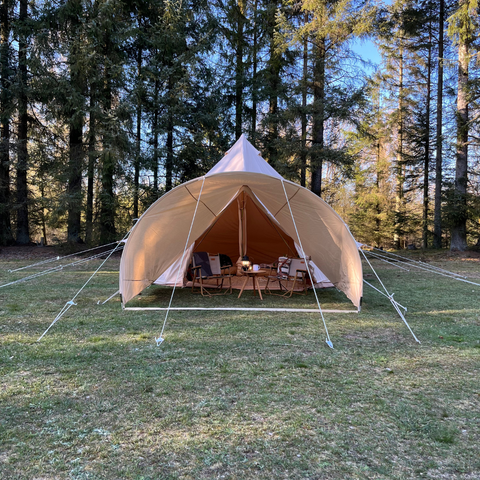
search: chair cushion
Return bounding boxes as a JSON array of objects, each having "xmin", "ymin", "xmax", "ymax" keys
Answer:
[
  {"xmin": 193, "ymin": 252, "xmax": 212, "ymax": 277},
  {"xmin": 209, "ymin": 254, "xmax": 222, "ymax": 275}
]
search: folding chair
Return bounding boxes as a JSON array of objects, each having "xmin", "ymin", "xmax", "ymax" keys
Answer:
[
  {"xmin": 265, "ymin": 257, "xmax": 310, "ymax": 297},
  {"xmin": 191, "ymin": 252, "xmax": 232, "ymax": 296}
]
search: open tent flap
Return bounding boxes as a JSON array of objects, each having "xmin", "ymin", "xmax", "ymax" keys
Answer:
[
  {"xmin": 293, "ymin": 243, "xmax": 334, "ymax": 288},
  {"xmin": 154, "ymin": 244, "xmax": 194, "ymax": 287}
]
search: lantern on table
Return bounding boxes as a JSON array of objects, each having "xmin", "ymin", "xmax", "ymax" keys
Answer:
[{"xmin": 241, "ymin": 255, "xmax": 250, "ymax": 271}]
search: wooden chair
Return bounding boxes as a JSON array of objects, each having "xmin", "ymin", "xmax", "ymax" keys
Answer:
[{"xmin": 191, "ymin": 252, "xmax": 233, "ymax": 297}]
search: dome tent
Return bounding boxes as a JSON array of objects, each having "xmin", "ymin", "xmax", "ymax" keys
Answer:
[{"xmin": 119, "ymin": 135, "xmax": 363, "ymax": 308}]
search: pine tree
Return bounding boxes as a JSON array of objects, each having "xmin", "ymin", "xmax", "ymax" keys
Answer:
[
  {"xmin": 348, "ymin": 80, "xmax": 395, "ymax": 247},
  {"xmin": 433, "ymin": 0, "xmax": 445, "ymax": 248},
  {"xmin": 448, "ymin": 0, "xmax": 478, "ymax": 250},
  {"xmin": 276, "ymin": 0, "xmax": 376, "ymax": 196}
]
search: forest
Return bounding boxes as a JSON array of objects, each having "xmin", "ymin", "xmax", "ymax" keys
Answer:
[{"xmin": 0, "ymin": 0, "xmax": 479, "ymax": 250}]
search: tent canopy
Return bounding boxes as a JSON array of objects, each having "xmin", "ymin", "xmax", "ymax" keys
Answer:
[{"xmin": 119, "ymin": 135, "xmax": 363, "ymax": 307}]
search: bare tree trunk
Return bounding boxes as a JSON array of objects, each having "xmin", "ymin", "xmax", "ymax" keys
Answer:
[
  {"xmin": 394, "ymin": 46, "xmax": 404, "ymax": 249},
  {"xmin": 450, "ymin": 39, "xmax": 469, "ymax": 251},
  {"xmin": 99, "ymin": 32, "xmax": 116, "ymax": 244},
  {"xmin": 433, "ymin": 0, "xmax": 444, "ymax": 248},
  {"xmin": 235, "ymin": 1, "xmax": 246, "ymax": 139},
  {"xmin": 67, "ymin": 116, "xmax": 84, "ymax": 243},
  {"xmin": 251, "ymin": 0, "xmax": 258, "ymax": 146},
  {"xmin": 422, "ymin": 25, "xmax": 432, "ymax": 249},
  {"xmin": 153, "ymin": 77, "xmax": 159, "ymax": 196},
  {"xmin": 0, "ymin": 0, "xmax": 13, "ymax": 245},
  {"xmin": 266, "ymin": 1, "xmax": 280, "ymax": 166},
  {"xmin": 165, "ymin": 96, "xmax": 173, "ymax": 193},
  {"xmin": 134, "ymin": 47, "xmax": 142, "ymax": 218},
  {"xmin": 85, "ymin": 99, "xmax": 95, "ymax": 244},
  {"xmin": 375, "ymin": 140, "xmax": 383, "ymax": 247},
  {"xmin": 311, "ymin": 37, "xmax": 325, "ymax": 197},
  {"xmin": 300, "ymin": 15, "xmax": 308, "ymax": 188},
  {"xmin": 16, "ymin": 0, "xmax": 29, "ymax": 245}
]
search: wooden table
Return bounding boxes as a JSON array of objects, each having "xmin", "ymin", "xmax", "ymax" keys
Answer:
[{"xmin": 237, "ymin": 269, "xmax": 268, "ymax": 300}]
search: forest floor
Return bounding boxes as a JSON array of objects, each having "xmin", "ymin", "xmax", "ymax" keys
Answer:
[{"xmin": 0, "ymin": 249, "xmax": 479, "ymax": 479}]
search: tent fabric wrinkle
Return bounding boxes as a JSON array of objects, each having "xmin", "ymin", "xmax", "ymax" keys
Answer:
[{"xmin": 119, "ymin": 135, "xmax": 363, "ymax": 307}]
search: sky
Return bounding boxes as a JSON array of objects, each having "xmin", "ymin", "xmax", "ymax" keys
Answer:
[{"xmin": 352, "ymin": 38, "xmax": 382, "ymax": 69}]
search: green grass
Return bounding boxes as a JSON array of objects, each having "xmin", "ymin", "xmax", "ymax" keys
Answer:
[{"xmin": 0, "ymin": 252, "xmax": 479, "ymax": 479}]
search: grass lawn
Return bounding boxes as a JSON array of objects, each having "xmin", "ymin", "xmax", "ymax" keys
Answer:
[{"xmin": 1, "ymin": 250, "xmax": 479, "ymax": 479}]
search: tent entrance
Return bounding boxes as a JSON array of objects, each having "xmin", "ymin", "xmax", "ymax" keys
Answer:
[
  {"xmin": 193, "ymin": 186, "xmax": 298, "ymax": 266},
  {"xmin": 154, "ymin": 186, "xmax": 333, "ymax": 289}
]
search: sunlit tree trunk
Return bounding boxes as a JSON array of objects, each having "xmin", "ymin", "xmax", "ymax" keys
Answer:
[
  {"xmin": 300, "ymin": 14, "xmax": 308, "ymax": 188},
  {"xmin": 433, "ymin": 0, "xmax": 444, "ymax": 249},
  {"xmin": 235, "ymin": 1, "xmax": 246, "ymax": 139},
  {"xmin": 85, "ymin": 96, "xmax": 95, "ymax": 245},
  {"xmin": 394, "ymin": 46, "xmax": 404, "ymax": 249},
  {"xmin": 134, "ymin": 46, "xmax": 142, "ymax": 218},
  {"xmin": 450, "ymin": 38, "xmax": 468, "ymax": 250},
  {"xmin": 251, "ymin": 0, "xmax": 258, "ymax": 146},
  {"xmin": 311, "ymin": 37, "xmax": 325, "ymax": 197},
  {"xmin": 422, "ymin": 24, "xmax": 432, "ymax": 249}
]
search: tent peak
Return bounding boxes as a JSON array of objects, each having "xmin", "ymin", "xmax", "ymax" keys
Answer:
[{"xmin": 206, "ymin": 135, "xmax": 283, "ymax": 179}]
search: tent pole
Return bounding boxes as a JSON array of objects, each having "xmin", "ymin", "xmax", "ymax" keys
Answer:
[
  {"xmin": 280, "ymin": 180, "xmax": 334, "ymax": 349},
  {"xmin": 155, "ymin": 176, "xmax": 206, "ymax": 346}
]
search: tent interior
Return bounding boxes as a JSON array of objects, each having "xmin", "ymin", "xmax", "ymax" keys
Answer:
[{"xmin": 192, "ymin": 187, "xmax": 297, "ymax": 266}]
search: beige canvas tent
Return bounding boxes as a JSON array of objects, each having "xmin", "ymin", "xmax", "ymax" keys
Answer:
[{"xmin": 119, "ymin": 135, "xmax": 363, "ymax": 308}]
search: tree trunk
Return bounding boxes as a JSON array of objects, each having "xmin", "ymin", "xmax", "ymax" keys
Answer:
[
  {"xmin": 251, "ymin": 0, "xmax": 258, "ymax": 146},
  {"xmin": 235, "ymin": 1, "xmax": 246, "ymax": 139},
  {"xmin": 450, "ymin": 39, "xmax": 469, "ymax": 251},
  {"xmin": 16, "ymin": 0, "xmax": 29, "ymax": 245},
  {"xmin": 134, "ymin": 46, "xmax": 142, "ymax": 219},
  {"xmin": 300, "ymin": 14, "xmax": 308, "ymax": 188},
  {"xmin": 422, "ymin": 25, "xmax": 432, "ymax": 249},
  {"xmin": 99, "ymin": 32, "xmax": 116, "ymax": 244},
  {"xmin": 375, "ymin": 139, "xmax": 382, "ymax": 247},
  {"xmin": 311, "ymin": 37, "xmax": 325, "ymax": 197},
  {"xmin": 0, "ymin": 0, "xmax": 13, "ymax": 245},
  {"xmin": 67, "ymin": 116, "xmax": 84, "ymax": 243},
  {"xmin": 153, "ymin": 76, "xmax": 159, "ymax": 196},
  {"xmin": 266, "ymin": 1, "xmax": 280, "ymax": 166},
  {"xmin": 165, "ymin": 102, "xmax": 173, "ymax": 192},
  {"xmin": 433, "ymin": 0, "xmax": 444, "ymax": 249},
  {"xmin": 99, "ymin": 150, "xmax": 115, "ymax": 244},
  {"xmin": 85, "ymin": 99, "xmax": 95, "ymax": 245},
  {"xmin": 394, "ymin": 46, "xmax": 404, "ymax": 249}
]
